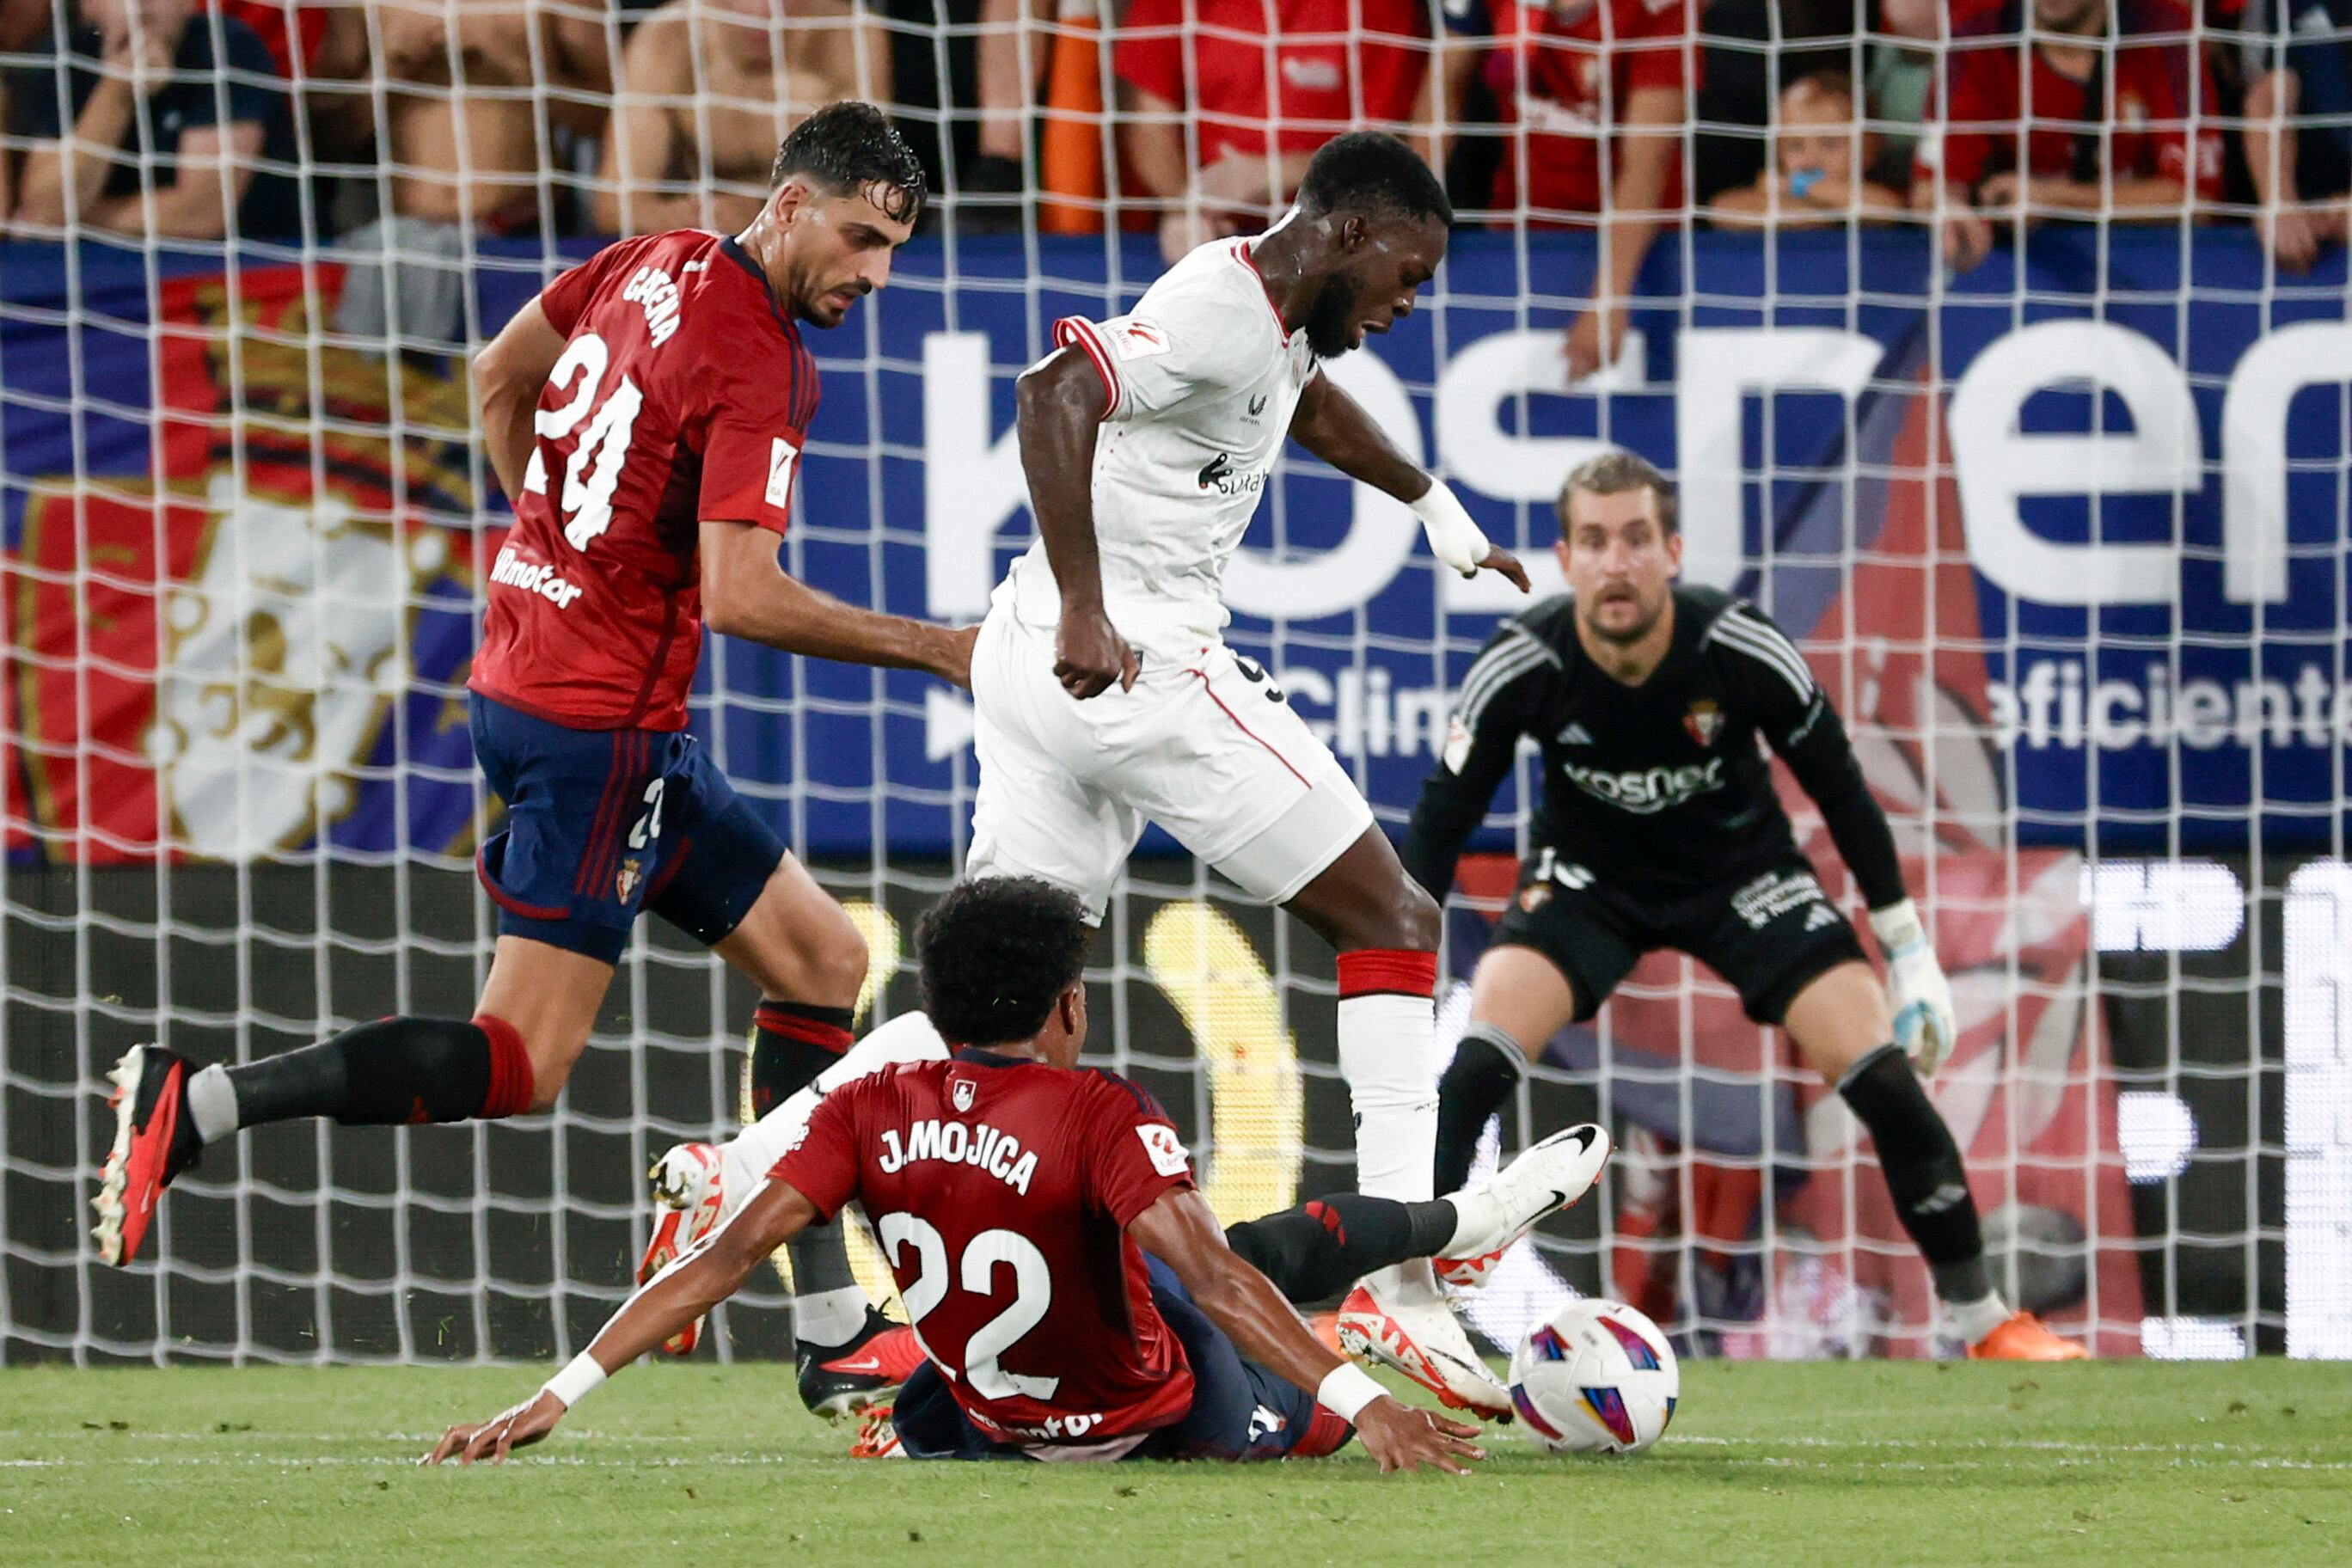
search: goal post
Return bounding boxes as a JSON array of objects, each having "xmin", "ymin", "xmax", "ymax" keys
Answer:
[{"xmin": 2, "ymin": 6, "xmax": 2348, "ymax": 1365}]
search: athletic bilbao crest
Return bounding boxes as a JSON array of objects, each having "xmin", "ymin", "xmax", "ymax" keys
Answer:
[
  {"xmin": 1683, "ymin": 698, "xmax": 1723, "ymax": 747},
  {"xmin": 952, "ymin": 1078, "xmax": 977, "ymax": 1112}
]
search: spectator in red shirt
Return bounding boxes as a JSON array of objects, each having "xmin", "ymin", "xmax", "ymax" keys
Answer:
[
  {"xmin": 206, "ymin": 1, "xmax": 331, "ymax": 77},
  {"xmin": 1914, "ymin": 0, "xmax": 2222, "ymax": 270},
  {"xmin": 1116, "ymin": 0, "xmax": 1436, "ymax": 264},
  {"xmin": 1441, "ymin": 0, "xmax": 1692, "ymax": 379}
]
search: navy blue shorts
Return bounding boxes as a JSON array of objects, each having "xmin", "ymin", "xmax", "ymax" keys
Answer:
[
  {"xmin": 891, "ymin": 1256, "xmax": 1347, "ymax": 1463},
  {"xmin": 469, "ymin": 694, "xmax": 786, "ymax": 965}
]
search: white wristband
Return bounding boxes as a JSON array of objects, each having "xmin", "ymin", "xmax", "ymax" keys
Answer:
[
  {"xmin": 1315, "ymin": 1363, "xmax": 1388, "ymax": 1423},
  {"xmin": 1409, "ymin": 481, "xmax": 1491, "ymax": 577},
  {"xmin": 541, "ymin": 1351, "xmax": 607, "ymax": 1411}
]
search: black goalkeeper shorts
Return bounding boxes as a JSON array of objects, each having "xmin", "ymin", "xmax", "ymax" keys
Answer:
[{"xmin": 1489, "ymin": 848, "xmax": 1868, "ymax": 1026}]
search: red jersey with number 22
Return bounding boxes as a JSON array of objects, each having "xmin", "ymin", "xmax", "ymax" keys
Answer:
[
  {"xmin": 468, "ymin": 230, "xmax": 819, "ymax": 732},
  {"xmin": 774, "ymin": 1052, "xmax": 1199, "ymax": 1451}
]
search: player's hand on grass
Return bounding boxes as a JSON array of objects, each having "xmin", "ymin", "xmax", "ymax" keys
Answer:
[
  {"xmin": 1055, "ymin": 606, "xmax": 1139, "ymax": 699},
  {"xmin": 423, "ymin": 1389, "xmax": 566, "ymax": 1467},
  {"xmin": 1351, "ymin": 1395, "xmax": 1486, "ymax": 1476}
]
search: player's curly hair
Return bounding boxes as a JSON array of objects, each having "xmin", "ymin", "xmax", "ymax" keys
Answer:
[
  {"xmin": 1295, "ymin": 132, "xmax": 1453, "ymax": 229},
  {"xmin": 770, "ymin": 101, "xmax": 927, "ymax": 226},
  {"xmin": 916, "ymin": 878, "xmax": 1092, "ymax": 1047}
]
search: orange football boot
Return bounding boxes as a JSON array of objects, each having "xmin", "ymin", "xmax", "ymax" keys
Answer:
[{"xmin": 1968, "ymin": 1312, "xmax": 2090, "ymax": 1361}]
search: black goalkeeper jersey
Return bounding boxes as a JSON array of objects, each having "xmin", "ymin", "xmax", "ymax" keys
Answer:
[{"xmin": 1400, "ymin": 585, "xmax": 1906, "ymax": 910}]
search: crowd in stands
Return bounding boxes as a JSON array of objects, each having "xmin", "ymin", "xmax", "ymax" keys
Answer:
[{"xmin": 1, "ymin": 1, "xmax": 2346, "ymax": 343}]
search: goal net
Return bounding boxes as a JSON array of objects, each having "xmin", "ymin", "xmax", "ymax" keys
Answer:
[{"xmin": 1, "ymin": 4, "xmax": 2346, "ymax": 1368}]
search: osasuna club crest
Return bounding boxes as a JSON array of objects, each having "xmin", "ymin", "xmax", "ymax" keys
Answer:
[
  {"xmin": 951, "ymin": 1078, "xmax": 977, "ymax": 1113},
  {"xmin": 616, "ymin": 857, "xmax": 643, "ymax": 902},
  {"xmin": 1684, "ymin": 698, "xmax": 1723, "ymax": 747}
]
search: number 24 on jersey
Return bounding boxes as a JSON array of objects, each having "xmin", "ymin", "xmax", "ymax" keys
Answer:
[{"xmin": 523, "ymin": 330, "xmax": 643, "ymax": 553}]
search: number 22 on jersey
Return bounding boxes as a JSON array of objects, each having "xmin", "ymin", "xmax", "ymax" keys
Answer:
[
  {"xmin": 523, "ymin": 330, "xmax": 643, "ymax": 553},
  {"xmin": 876, "ymin": 1211, "xmax": 1058, "ymax": 1400}
]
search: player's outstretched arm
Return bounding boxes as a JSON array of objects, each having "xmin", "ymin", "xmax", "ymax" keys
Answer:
[
  {"xmin": 1398, "ymin": 624, "xmax": 1550, "ymax": 900},
  {"xmin": 421, "ymin": 1178, "xmax": 820, "ymax": 1466},
  {"xmin": 1287, "ymin": 372, "xmax": 1528, "ymax": 591},
  {"xmin": 472, "ymin": 299, "xmax": 570, "ymax": 506},
  {"xmin": 1725, "ymin": 607, "xmax": 1958, "ymax": 1073},
  {"xmin": 700, "ymin": 520, "xmax": 978, "ymax": 687},
  {"xmin": 1128, "ymin": 1187, "xmax": 1485, "ymax": 1475},
  {"xmin": 1015, "ymin": 347, "xmax": 1136, "ymax": 700}
]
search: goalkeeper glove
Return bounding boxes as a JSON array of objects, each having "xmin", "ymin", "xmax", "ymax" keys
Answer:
[
  {"xmin": 1410, "ymin": 480, "xmax": 1492, "ymax": 577},
  {"xmin": 1869, "ymin": 897, "xmax": 1958, "ymax": 1078}
]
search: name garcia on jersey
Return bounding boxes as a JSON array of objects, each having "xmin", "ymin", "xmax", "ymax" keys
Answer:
[
  {"xmin": 877, "ymin": 1118, "xmax": 1040, "ymax": 1195},
  {"xmin": 620, "ymin": 264, "xmax": 683, "ymax": 346}
]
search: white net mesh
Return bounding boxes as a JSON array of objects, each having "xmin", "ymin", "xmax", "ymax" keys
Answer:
[{"xmin": 0, "ymin": 3, "xmax": 2347, "ymax": 1366}]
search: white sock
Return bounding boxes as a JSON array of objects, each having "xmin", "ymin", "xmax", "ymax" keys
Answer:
[
  {"xmin": 1949, "ymin": 1292, "xmax": 2012, "ymax": 1344},
  {"xmin": 186, "ymin": 1063, "xmax": 238, "ymax": 1144},
  {"xmin": 717, "ymin": 1011, "xmax": 951, "ymax": 1223},
  {"xmin": 792, "ymin": 1285, "xmax": 871, "ymax": 1349},
  {"xmin": 1441, "ymin": 1184, "xmax": 1510, "ymax": 1259},
  {"xmin": 1336, "ymin": 991, "xmax": 1437, "ymax": 1202}
]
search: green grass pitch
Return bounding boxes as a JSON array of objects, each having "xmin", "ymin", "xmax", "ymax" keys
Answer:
[{"xmin": 2, "ymin": 1360, "xmax": 2343, "ymax": 1566}]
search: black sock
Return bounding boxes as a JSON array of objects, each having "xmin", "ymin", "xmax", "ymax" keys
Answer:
[
  {"xmin": 787, "ymin": 1229, "xmax": 859, "ymax": 1298},
  {"xmin": 1435, "ymin": 1026, "xmax": 1524, "ymax": 1194},
  {"xmin": 1224, "ymin": 1193, "xmax": 1460, "ymax": 1303},
  {"xmin": 749, "ymin": 1001, "xmax": 855, "ymax": 1118},
  {"xmin": 1838, "ymin": 1043, "xmax": 1990, "ymax": 1299},
  {"xmin": 223, "ymin": 1016, "xmax": 509, "ymax": 1130},
  {"xmin": 750, "ymin": 1001, "xmax": 859, "ymax": 1295}
]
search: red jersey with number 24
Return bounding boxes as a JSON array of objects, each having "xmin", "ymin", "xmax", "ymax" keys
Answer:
[
  {"xmin": 773, "ymin": 1052, "xmax": 1200, "ymax": 1451},
  {"xmin": 468, "ymin": 230, "xmax": 819, "ymax": 732}
]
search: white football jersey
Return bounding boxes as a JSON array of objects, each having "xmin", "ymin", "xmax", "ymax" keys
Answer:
[{"xmin": 1000, "ymin": 237, "xmax": 1318, "ymax": 655}]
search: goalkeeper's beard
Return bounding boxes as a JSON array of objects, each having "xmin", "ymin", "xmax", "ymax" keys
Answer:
[{"xmin": 1580, "ymin": 591, "xmax": 1665, "ymax": 647}]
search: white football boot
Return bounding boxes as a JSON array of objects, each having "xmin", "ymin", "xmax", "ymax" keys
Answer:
[
  {"xmin": 1337, "ymin": 1260, "xmax": 1511, "ymax": 1417},
  {"xmin": 640, "ymin": 1142, "xmax": 726, "ymax": 1356},
  {"xmin": 1436, "ymin": 1123, "xmax": 1612, "ymax": 1289}
]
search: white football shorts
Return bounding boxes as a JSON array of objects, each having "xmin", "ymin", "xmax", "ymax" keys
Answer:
[{"xmin": 966, "ymin": 604, "xmax": 1374, "ymax": 918}]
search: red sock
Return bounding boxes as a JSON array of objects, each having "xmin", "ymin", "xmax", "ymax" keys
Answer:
[
  {"xmin": 474, "ymin": 1014, "xmax": 536, "ymax": 1118},
  {"xmin": 754, "ymin": 1001, "xmax": 855, "ymax": 1053},
  {"xmin": 1335, "ymin": 948, "xmax": 1437, "ymax": 1000}
]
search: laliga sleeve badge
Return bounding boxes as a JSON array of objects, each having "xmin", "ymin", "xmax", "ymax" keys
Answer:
[
  {"xmin": 1136, "ymin": 1122, "xmax": 1191, "ymax": 1178},
  {"xmin": 1683, "ymin": 698, "xmax": 1722, "ymax": 747},
  {"xmin": 1109, "ymin": 319, "xmax": 1169, "ymax": 360},
  {"xmin": 765, "ymin": 438, "xmax": 798, "ymax": 509}
]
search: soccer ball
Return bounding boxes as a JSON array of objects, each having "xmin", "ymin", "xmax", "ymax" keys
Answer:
[{"xmin": 1507, "ymin": 1298, "xmax": 1679, "ymax": 1455}]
